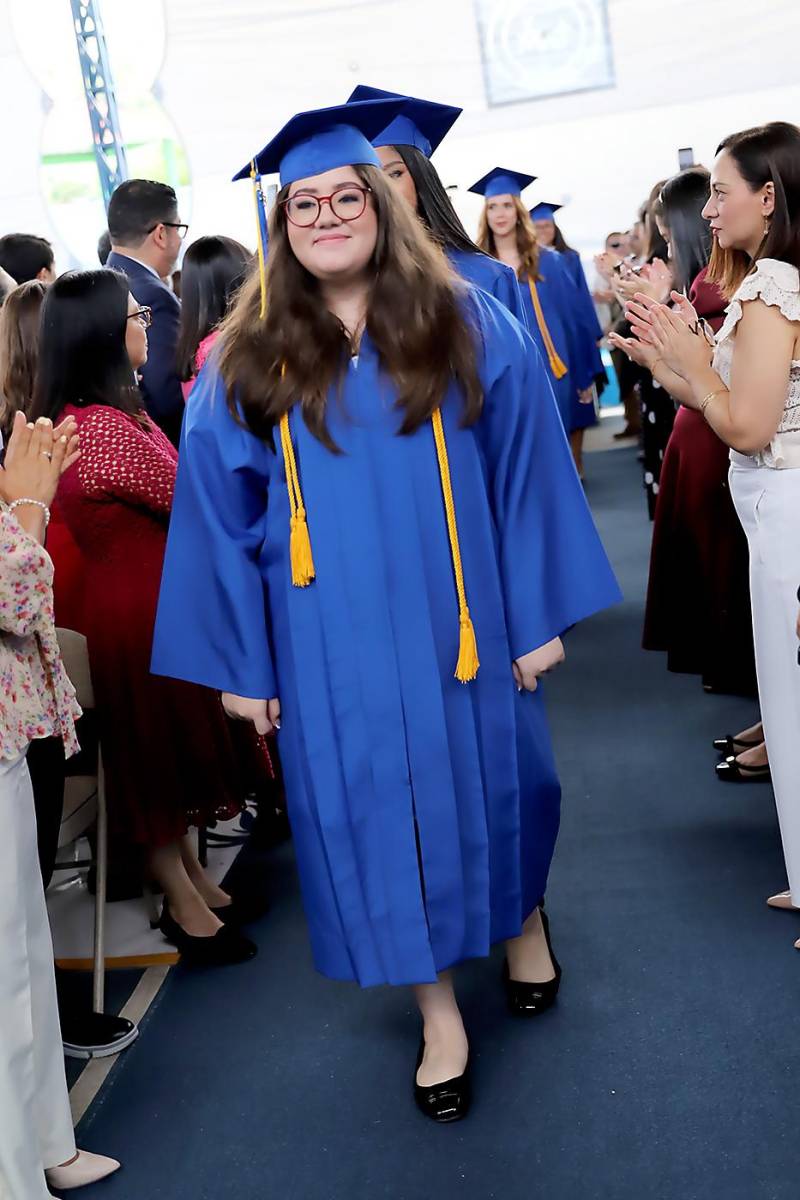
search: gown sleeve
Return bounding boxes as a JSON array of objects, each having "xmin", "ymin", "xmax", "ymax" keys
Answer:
[
  {"xmin": 150, "ymin": 361, "xmax": 278, "ymax": 700},
  {"xmin": 564, "ymin": 249, "xmax": 604, "ymax": 343},
  {"xmin": 469, "ymin": 289, "xmax": 622, "ymax": 658},
  {"xmin": 546, "ymin": 253, "xmax": 598, "ymax": 392}
]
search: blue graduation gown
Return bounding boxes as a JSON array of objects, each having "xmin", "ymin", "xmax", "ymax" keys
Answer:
[
  {"xmin": 519, "ymin": 249, "xmax": 600, "ymax": 435},
  {"xmin": 561, "ymin": 247, "xmax": 603, "ymax": 343},
  {"xmin": 152, "ymin": 288, "xmax": 621, "ymax": 988},
  {"xmin": 446, "ymin": 247, "xmax": 528, "ymax": 329}
]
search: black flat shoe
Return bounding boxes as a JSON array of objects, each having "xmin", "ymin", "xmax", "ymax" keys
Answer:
[
  {"xmin": 504, "ymin": 908, "xmax": 562, "ymax": 1017},
  {"xmin": 158, "ymin": 902, "xmax": 258, "ymax": 965},
  {"xmin": 713, "ymin": 734, "xmax": 762, "ymax": 756},
  {"xmin": 715, "ymin": 755, "xmax": 771, "ymax": 784},
  {"xmin": 413, "ymin": 1039, "xmax": 471, "ymax": 1123}
]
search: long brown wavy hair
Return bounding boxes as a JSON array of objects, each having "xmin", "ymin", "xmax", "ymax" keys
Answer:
[
  {"xmin": 218, "ymin": 165, "xmax": 483, "ymax": 449},
  {"xmin": 0, "ymin": 280, "xmax": 47, "ymax": 440},
  {"xmin": 476, "ymin": 196, "xmax": 541, "ymax": 282}
]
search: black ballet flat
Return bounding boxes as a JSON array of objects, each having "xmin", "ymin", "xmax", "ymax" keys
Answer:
[
  {"xmin": 413, "ymin": 1039, "xmax": 471, "ymax": 1124},
  {"xmin": 503, "ymin": 908, "xmax": 562, "ymax": 1017},
  {"xmin": 713, "ymin": 734, "xmax": 762, "ymax": 756},
  {"xmin": 715, "ymin": 755, "xmax": 772, "ymax": 784},
  {"xmin": 158, "ymin": 902, "xmax": 258, "ymax": 965}
]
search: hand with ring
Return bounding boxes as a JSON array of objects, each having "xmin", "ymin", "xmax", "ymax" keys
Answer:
[{"xmin": 0, "ymin": 413, "xmax": 80, "ymax": 509}]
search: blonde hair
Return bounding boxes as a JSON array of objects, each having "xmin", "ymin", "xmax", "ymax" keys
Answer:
[{"xmin": 476, "ymin": 196, "xmax": 541, "ymax": 281}]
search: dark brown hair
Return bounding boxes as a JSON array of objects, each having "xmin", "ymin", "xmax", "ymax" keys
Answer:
[
  {"xmin": 476, "ymin": 196, "xmax": 541, "ymax": 282},
  {"xmin": 0, "ymin": 280, "xmax": 47, "ymax": 439},
  {"xmin": 707, "ymin": 121, "xmax": 800, "ymax": 299},
  {"xmin": 30, "ymin": 269, "xmax": 144, "ymax": 424},
  {"xmin": 217, "ymin": 165, "xmax": 482, "ymax": 448}
]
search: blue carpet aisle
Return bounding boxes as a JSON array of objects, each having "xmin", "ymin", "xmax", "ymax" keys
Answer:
[{"xmin": 74, "ymin": 447, "xmax": 800, "ymax": 1200}]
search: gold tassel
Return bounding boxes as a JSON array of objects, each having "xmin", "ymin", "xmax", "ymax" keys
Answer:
[
  {"xmin": 431, "ymin": 409, "xmax": 480, "ymax": 683},
  {"xmin": 290, "ymin": 508, "xmax": 315, "ymax": 587},
  {"xmin": 455, "ymin": 607, "xmax": 480, "ymax": 684},
  {"xmin": 280, "ymin": 412, "xmax": 315, "ymax": 588},
  {"xmin": 528, "ymin": 279, "xmax": 568, "ymax": 379}
]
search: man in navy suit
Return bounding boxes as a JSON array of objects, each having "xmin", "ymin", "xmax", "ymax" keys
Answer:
[{"xmin": 107, "ymin": 180, "xmax": 187, "ymax": 445}]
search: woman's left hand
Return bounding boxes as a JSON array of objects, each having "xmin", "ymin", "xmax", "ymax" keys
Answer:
[
  {"xmin": 513, "ymin": 637, "xmax": 565, "ymax": 692},
  {"xmin": 625, "ymin": 294, "xmax": 713, "ymax": 380}
]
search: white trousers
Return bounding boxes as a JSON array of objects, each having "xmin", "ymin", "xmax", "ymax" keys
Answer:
[
  {"xmin": 0, "ymin": 753, "xmax": 75, "ymax": 1200},
  {"xmin": 731, "ymin": 462, "xmax": 800, "ymax": 905}
]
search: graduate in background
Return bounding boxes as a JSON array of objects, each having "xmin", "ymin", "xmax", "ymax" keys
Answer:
[
  {"xmin": 152, "ymin": 99, "xmax": 620, "ymax": 1124},
  {"xmin": 346, "ymin": 85, "xmax": 527, "ymax": 327},
  {"xmin": 474, "ymin": 171, "xmax": 599, "ymax": 479}
]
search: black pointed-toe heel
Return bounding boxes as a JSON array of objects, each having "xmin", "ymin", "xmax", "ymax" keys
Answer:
[
  {"xmin": 713, "ymin": 734, "xmax": 761, "ymax": 756},
  {"xmin": 158, "ymin": 902, "xmax": 258, "ymax": 965},
  {"xmin": 715, "ymin": 755, "xmax": 771, "ymax": 784},
  {"xmin": 504, "ymin": 908, "xmax": 562, "ymax": 1017},
  {"xmin": 413, "ymin": 1039, "xmax": 471, "ymax": 1123}
]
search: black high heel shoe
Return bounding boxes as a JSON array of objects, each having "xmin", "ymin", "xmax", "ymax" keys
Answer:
[
  {"xmin": 413, "ymin": 1039, "xmax": 471, "ymax": 1123},
  {"xmin": 503, "ymin": 908, "xmax": 562, "ymax": 1017},
  {"xmin": 713, "ymin": 734, "xmax": 762, "ymax": 756},
  {"xmin": 715, "ymin": 755, "xmax": 771, "ymax": 784},
  {"xmin": 158, "ymin": 902, "xmax": 258, "ymax": 965}
]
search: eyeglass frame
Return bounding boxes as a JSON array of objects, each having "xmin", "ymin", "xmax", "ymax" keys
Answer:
[
  {"xmin": 279, "ymin": 184, "xmax": 373, "ymax": 228},
  {"xmin": 127, "ymin": 305, "xmax": 152, "ymax": 329},
  {"xmin": 147, "ymin": 221, "xmax": 190, "ymax": 240}
]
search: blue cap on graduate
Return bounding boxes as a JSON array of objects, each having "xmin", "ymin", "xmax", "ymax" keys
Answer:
[
  {"xmin": 469, "ymin": 168, "xmax": 537, "ymax": 199},
  {"xmin": 346, "ymin": 84, "xmax": 462, "ymax": 157},
  {"xmin": 529, "ymin": 202, "xmax": 563, "ymax": 221},
  {"xmin": 233, "ymin": 97, "xmax": 406, "ymax": 187}
]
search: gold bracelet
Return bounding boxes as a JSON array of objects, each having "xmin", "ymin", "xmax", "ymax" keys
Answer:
[
  {"xmin": 699, "ymin": 389, "xmax": 726, "ymax": 418},
  {"xmin": 650, "ymin": 356, "xmax": 663, "ymax": 375}
]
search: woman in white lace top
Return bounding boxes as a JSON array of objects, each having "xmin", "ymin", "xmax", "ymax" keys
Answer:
[{"xmin": 619, "ymin": 120, "xmax": 800, "ymax": 951}]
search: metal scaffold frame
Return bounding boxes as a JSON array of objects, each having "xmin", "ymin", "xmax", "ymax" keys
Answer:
[{"xmin": 70, "ymin": 0, "xmax": 128, "ymax": 209}]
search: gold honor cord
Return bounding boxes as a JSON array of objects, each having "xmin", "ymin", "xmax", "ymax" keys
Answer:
[
  {"xmin": 528, "ymin": 279, "xmax": 568, "ymax": 380},
  {"xmin": 276, "ymin": 402, "xmax": 479, "ymax": 683}
]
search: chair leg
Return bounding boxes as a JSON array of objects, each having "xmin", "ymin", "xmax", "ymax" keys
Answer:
[{"xmin": 92, "ymin": 753, "xmax": 108, "ymax": 1015}]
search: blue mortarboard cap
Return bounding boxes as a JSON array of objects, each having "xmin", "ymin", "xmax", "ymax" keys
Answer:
[
  {"xmin": 469, "ymin": 168, "xmax": 537, "ymax": 199},
  {"xmin": 529, "ymin": 202, "xmax": 563, "ymax": 221},
  {"xmin": 233, "ymin": 97, "xmax": 407, "ymax": 187},
  {"xmin": 346, "ymin": 84, "xmax": 462, "ymax": 158}
]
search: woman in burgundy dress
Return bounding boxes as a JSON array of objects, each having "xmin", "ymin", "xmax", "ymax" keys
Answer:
[
  {"xmin": 612, "ymin": 168, "xmax": 760, "ymax": 720},
  {"xmin": 31, "ymin": 268, "xmax": 259, "ymax": 965}
]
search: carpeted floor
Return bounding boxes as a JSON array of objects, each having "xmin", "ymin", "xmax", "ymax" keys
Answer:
[{"xmin": 75, "ymin": 447, "xmax": 800, "ymax": 1200}]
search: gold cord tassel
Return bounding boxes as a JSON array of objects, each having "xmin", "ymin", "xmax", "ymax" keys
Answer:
[
  {"xmin": 279, "ymin": 412, "xmax": 315, "ymax": 587},
  {"xmin": 528, "ymin": 279, "xmax": 568, "ymax": 380},
  {"xmin": 431, "ymin": 409, "xmax": 479, "ymax": 683}
]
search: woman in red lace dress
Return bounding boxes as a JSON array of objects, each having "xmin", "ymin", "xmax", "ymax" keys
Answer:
[{"xmin": 31, "ymin": 268, "xmax": 258, "ymax": 965}]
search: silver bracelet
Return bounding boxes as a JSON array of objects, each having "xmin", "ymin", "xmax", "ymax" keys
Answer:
[{"xmin": 8, "ymin": 498, "xmax": 51, "ymax": 527}]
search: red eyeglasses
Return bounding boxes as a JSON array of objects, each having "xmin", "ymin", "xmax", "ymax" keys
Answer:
[{"xmin": 281, "ymin": 185, "xmax": 372, "ymax": 228}]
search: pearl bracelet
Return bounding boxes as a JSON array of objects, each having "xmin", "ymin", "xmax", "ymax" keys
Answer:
[{"xmin": 9, "ymin": 498, "xmax": 51, "ymax": 527}]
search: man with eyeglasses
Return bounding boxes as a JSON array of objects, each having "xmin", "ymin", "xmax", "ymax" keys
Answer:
[{"xmin": 107, "ymin": 179, "xmax": 189, "ymax": 445}]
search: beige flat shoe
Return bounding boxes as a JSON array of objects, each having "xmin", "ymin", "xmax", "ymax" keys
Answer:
[
  {"xmin": 767, "ymin": 891, "xmax": 800, "ymax": 910},
  {"xmin": 45, "ymin": 1150, "xmax": 120, "ymax": 1190}
]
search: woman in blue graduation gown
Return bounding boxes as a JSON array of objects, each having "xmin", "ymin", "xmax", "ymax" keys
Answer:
[
  {"xmin": 530, "ymin": 201, "xmax": 605, "ymax": 346},
  {"xmin": 474, "ymin": 171, "xmax": 600, "ymax": 477},
  {"xmin": 152, "ymin": 100, "xmax": 620, "ymax": 1121},
  {"xmin": 347, "ymin": 84, "xmax": 527, "ymax": 326}
]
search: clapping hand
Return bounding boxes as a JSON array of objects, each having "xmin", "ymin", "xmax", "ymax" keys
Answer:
[
  {"xmin": 0, "ymin": 412, "xmax": 80, "ymax": 508},
  {"xmin": 624, "ymin": 293, "xmax": 713, "ymax": 380}
]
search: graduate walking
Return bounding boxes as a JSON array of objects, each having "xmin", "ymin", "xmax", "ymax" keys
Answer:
[
  {"xmin": 345, "ymin": 84, "xmax": 528, "ymax": 326},
  {"xmin": 475, "ymin": 171, "xmax": 600, "ymax": 477},
  {"xmin": 152, "ymin": 98, "xmax": 620, "ymax": 1122}
]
